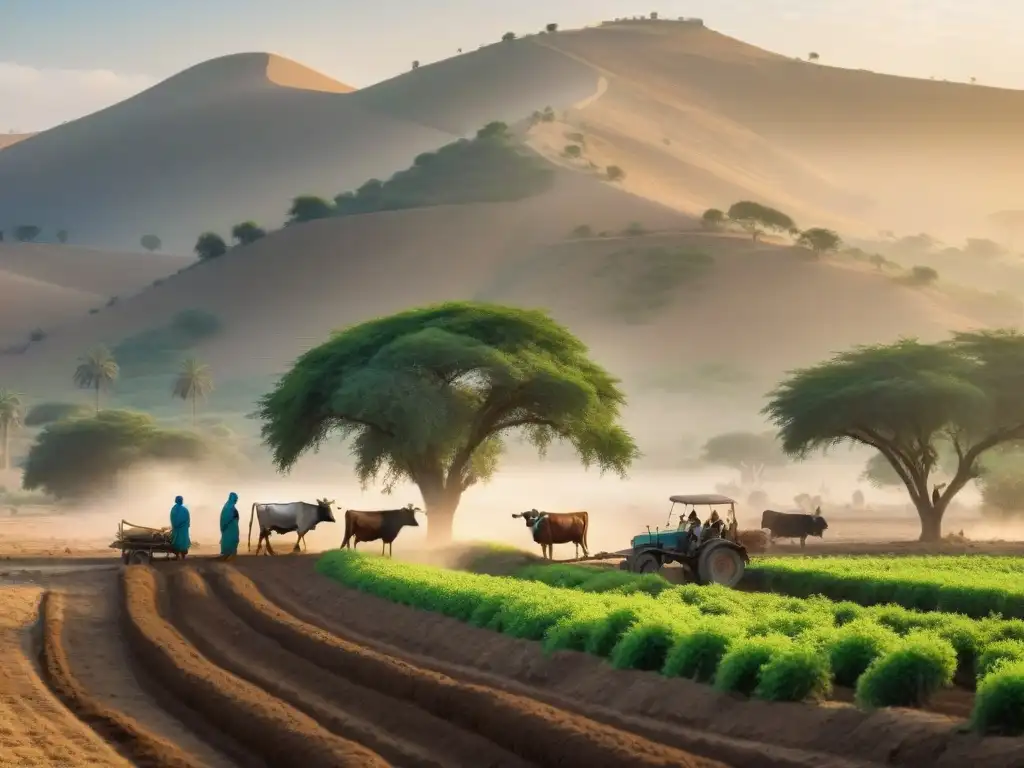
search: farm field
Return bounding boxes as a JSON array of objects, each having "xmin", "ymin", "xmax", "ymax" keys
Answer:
[
  {"xmin": 746, "ymin": 556, "xmax": 1024, "ymax": 618},
  {"xmin": 317, "ymin": 550, "xmax": 1024, "ymax": 745}
]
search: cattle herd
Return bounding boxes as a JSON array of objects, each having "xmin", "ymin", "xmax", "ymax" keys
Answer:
[{"xmin": 246, "ymin": 498, "xmax": 830, "ymax": 560}]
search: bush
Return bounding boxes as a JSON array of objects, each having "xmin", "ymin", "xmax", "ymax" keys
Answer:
[
  {"xmin": 828, "ymin": 620, "xmax": 899, "ymax": 687},
  {"xmin": 755, "ymin": 645, "xmax": 832, "ymax": 702},
  {"xmin": 571, "ymin": 224, "xmax": 593, "ymax": 238},
  {"xmin": 976, "ymin": 640, "xmax": 1024, "ymax": 680},
  {"xmin": 194, "ymin": 232, "xmax": 227, "ymax": 260},
  {"xmin": 606, "ymin": 165, "xmax": 625, "ymax": 181},
  {"xmin": 701, "ymin": 208, "xmax": 725, "ymax": 230},
  {"xmin": 906, "ymin": 265, "xmax": 938, "ymax": 285},
  {"xmin": 971, "ymin": 660, "xmax": 1024, "ymax": 735},
  {"xmin": 13, "ymin": 224, "xmax": 40, "ymax": 242},
  {"xmin": 502, "ymin": 31, "xmax": 516, "ymax": 41},
  {"xmin": 714, "ymin": 636, "xmax": 792, "ymax": 696},
  {"xmin": 140, "ymin": 234, "xmax": 161, "ymax": 252},
  {"xmin": 24, "ymin": 402, "xmax": 91, "ymax": 427},
  {"xmin": 610, "ymin": 619, "xmax": 686, "ymax": 671},
  {"xmin": 855, "ymin": 632, "xmax": 957, "ymax": 708},
  {"xmin": 287, "ymin": 196, "xmax": 334, "ymax": 224},
  {"xmin": 21, "ymin": 410, "xmax": 212, "ymax": 498},
  {"xmin": 662, "ymin": 621, "xmax": 742, "ymax": 682},
  {"xmin": 563, "ymin": 144, "xmax": 582, "ymax": 158}
]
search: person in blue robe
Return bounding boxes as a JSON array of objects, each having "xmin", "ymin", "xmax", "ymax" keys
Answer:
[
  {"xmin": 169, "ymin": 495, "xmax": 191, "ymax": 559},
  {"xmin": 219, "ymin": 492, "xmax": 240, "ymax": 560}
]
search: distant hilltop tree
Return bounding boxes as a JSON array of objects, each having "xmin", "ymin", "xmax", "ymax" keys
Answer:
[
  {"xmin": 230, "ymin": 221, "xmax": 266, "ymax": 246},
  {"xmin": 140, "ymin": 234, "xmax": 162, "ymax": 252},
  {"xmin": 809, "ymin": 52, "xmax": 820, "ymax": 62},
  {"xmin": 797, "ymin": 227, "xmax": 842, "ymax": 257},
  {"xmin": 194, "ymin": 232, "xmax": 227, "ymax": 261},
  {"xmin": 411, "ymin": 60, "xmax": 420, "ymax": 69},
  {"xmin": 727, "ymin": 201, "xmax": 795, "ymax": 242},
  {"xmin": 56, "ymin": 229, "xmax": 69, "ymax": 244},
  {"xmin": 701, "ymin": 208, "xmax": 726, "ymax": 230},
  {"xmin": 606, "ymin": 165, "xmax": 625, "ymax": 181},
  {"xmin": 546, "ymin": 23, "xmax": 558, "ymax": 32},
  {"xmin": 650, "ymin": 11, "xmax": 658, "ymax": 19},
  {"xmin": 287, "ymin": 195, "xmax": 334, "ymax": 225},
  {"xmin": 502, "ymin": 32, "xmax": 516, "ymax": 42},
  {"xmin": 13, "ymin": 225, "xmax": 40, "ymax": 242}
]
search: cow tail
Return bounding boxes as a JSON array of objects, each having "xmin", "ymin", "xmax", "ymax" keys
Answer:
[
  {"xmin": 248, "ymin": 503, "xmax": 257, "ymax": 552},
  {"xmin": 582, "ymin": 512, "xmax": 590, "ymax": 552}
]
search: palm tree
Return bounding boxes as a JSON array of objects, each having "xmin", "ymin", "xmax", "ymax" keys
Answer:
[
  {"xmin": 172, "ymin": 358, "xmax": 213, "ymax": 425},
  {"xmin": 0, "ymin": 390, "xmax": 23, "ymax": 471},
  {"xmin": 73, "ymin": 346, "xmax": 119, "ymax": 413}
]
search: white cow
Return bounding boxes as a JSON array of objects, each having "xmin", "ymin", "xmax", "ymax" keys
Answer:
[{"xmin": 247, "ymin": 498, "xmax": 337, "ymax": 555}]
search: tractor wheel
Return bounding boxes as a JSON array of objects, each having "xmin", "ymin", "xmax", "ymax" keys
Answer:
[
  {"xmin": 697, "ymin": 544, "xmax": 744, "ymax": 587},
  {"xmin": 631, "ymin": 552, "xmax": 660, "ymax": 574},
  {"xmin": 618, "ymin": 558, "xmax": 631, "ymax": 571}
]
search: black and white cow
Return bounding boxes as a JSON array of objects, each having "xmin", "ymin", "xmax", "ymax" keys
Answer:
[{"xmin": 247, "ymin": 498, "xmax": 337, "ymax": 555}]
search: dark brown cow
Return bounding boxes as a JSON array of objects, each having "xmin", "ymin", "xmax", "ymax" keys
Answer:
[
  {"xmin": 341, "ymin": 504, "xmax": 421, "ymax": 557},
  {"xmin": 512, "ymin": 509, "xmax": 589, "ymax": 560}
]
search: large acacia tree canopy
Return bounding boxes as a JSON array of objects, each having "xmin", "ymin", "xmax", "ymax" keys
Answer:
[
  {"xmin": 764, "ymin": 331, "xmax": 1024, "ymax": 505},
  {"xmin": 257, "ymin": 302, "xmax": 639, "ymax": 492}
]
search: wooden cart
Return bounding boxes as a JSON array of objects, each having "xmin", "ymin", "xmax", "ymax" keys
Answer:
[{"xmin": 109, "ymin": 519, "xmax": 182, "ymax": 565}]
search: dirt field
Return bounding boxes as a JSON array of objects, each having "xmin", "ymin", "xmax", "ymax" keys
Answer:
[{"xmin": 1, "ymin": 554, "xmax": 1023, "ymax": 768}]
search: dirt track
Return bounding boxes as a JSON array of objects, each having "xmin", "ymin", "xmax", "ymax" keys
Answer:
[{"xmin": 3, "ymin": 556, "xmax": 1024, "ymax": 767}]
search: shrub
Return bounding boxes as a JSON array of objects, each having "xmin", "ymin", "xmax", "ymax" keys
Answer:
[
  {"xmin": 563, "ymin": 144, "xmax": 582, "ymax": 158},
  {"xmin": 662, "ymin": 621, "xmax": 742, "ymax": 682},
  {"xmin": 194, "ymin": 232, "xmax": 227, "ymax": 260},
  {"xmin": 230, "ymin": 221, "xmax": 267, "ymax": 246},
  {"xmin": 828, "ymin": 620, "xmax": 899, "ymax": 687},
  {"xmin": 906, "ymin": 265, "xmax": 938, "ymax": 285},
  {"xmin": 287, "ymin": 195, "xmax": 334, "ymax": 224},
  {"xmin": 611, "ymin": 618, "xmax": 686, "ymax": 671},
  {"xmin": 24, "ymin": 402, "xmax": 91, "ymax": 427},
  {"xmin": 606, "ymin": 165, "xmax": 625, "ymax": 181},
  {"xmin": 976, "ymin": 640, "xmax": 1024, "ymax": 680},
  {"xmin": 140, "ymin": 234, "xmax": 161, "ymax": 252},
  {"xmin": 13, "ymin": 224, "xmax": 40, "ymax": 242},
  {"xmin": 714, "ymin": 636, "xmax": 792, "ymax": 696},
  {"xmin": 502, "ymin": 31, "xmax": 516, "ymax": 41},
  {"xmin": 755, "ymin": 644, "xmax": 832, "ymax": 702},
  {"xmin": 855, "ymin": 632, "xmax": 957, "ymax": 708},
  {"xmin": 546, "ymin": 23, "xmax": 558, "ymax": 32},
  {"xmin": 971, "ymin": 660, "xmax": 1024, "ymax": 735},
  {"xmin": 56, "ymin": 229, "xmax": 69, "ymax": 243},
  {"xmin": 701, "ymin": 208, "xmax": 725, "ymax": 230},
  {"xmin": 571, "ymin": 224, "xmax": 593, "ymax": 238},
  {"xmin": 28, "ymin": 328, "xmax": 46, "ymax": 343}
]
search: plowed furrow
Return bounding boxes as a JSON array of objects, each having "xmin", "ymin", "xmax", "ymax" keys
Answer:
[
  {"xmin": 120, "ymin": 566, "xmax": 388, "ymax": 768},
  {"xmin": 205, "ymin": 563, "xmax": 727, "ymax": 768},
  {"xmin": 167, "ymin": 566, "xmax": 528, "ymax": 768},
  {"xmin": 38, "ymin": 590, "xmax": 204, "ymax": 768}
]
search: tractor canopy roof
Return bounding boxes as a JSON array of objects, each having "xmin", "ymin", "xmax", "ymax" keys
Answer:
[{"xmin": 669, "ymin": 494, "xmax": 735, "ymax": 505}]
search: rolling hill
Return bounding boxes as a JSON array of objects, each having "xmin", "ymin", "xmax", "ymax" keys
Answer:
[
  {"xmin": 3, "ymin": 18, "xmax": 1024, "ymax": 254},
  {"xmin": 0, "ymin": 133, "xmax": 32, "ymax": 150}
]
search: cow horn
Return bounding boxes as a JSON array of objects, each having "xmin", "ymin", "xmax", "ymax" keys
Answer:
[{"xmin": 511, "ymin": 513, "xmax": 521, "ymax": 518}]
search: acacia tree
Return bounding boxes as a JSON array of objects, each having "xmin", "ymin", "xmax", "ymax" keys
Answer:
[
  {"xmin": 73, "ymin": 346, "xmax": 119, "ymax": 413},
  {"xmin": 700, "ymin": 430, "xmax": 787, "ymax": 486},
  {"xmin": 172, "ymin": 358, "xmax": 214, "ymax": 425},
  {"xmin": 0, "ymin": 390, "xmax": 23, "ymax": 471},
  {"xmin": 701, "ymin": 208, "xmax": 726, "ymax": 230},
  {"xmin": 764, "ymin": 331, "xmax": 1024, "ymax": 541},
  {"xmin": 727, "ymin": 201, "xmax": 795, "ymax": 242},
  {"xmin": 797, "ymin": 227, "xmax": 841, "ymax": 257},
  {"xmin": 257, "ymin": 302, "xmax": 639, "ymax": 542}
]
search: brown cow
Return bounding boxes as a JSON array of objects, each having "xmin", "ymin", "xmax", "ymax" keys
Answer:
[
  {"xmin": 341, "ymin": 504, "xmax": 421, "ymax": 557},
  {"xmin": 512, "ymin": 509, "xmax": 589, "ymax": 560}
]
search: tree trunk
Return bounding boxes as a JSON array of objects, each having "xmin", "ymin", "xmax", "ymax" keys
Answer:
[
  {"xmin": 191, "ymin": 394, "xmax": 197, "ymax": 426},
  {"xmin": 425, "ymin": 501, "xmax": 457, "ymax": 544},
  {"xmin": 1, "ymin": 424, "xmax": 8, "ymax": 471},
  {"xmin": 95, "ymin": 382, "xmax": 101, "ymax": 414},
  {"xmin": 916, "ymin": 502, "xmax": 945, "ymax": 542}
]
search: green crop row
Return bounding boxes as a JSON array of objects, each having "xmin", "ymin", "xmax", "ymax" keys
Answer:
[
  {"xmin": 745, "ymin": 556, "xmax": 1024, "ymax": 619},
  {"xmin": 317, "ymin": 551, "xmax": 1024, "ymax": 735}
]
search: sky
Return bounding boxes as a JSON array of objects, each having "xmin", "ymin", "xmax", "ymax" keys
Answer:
[{"xmin": 2, "ymin": 0, "xmax": 1021, "ymax": 132}]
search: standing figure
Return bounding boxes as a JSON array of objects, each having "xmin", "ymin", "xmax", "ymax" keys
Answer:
[
  {"xmin": 169, "ymin": 495, "xmax": 191, "ymax": 560},
  {"xmin": 219, "ymin": 492, "xmax": 240, "ymax": 560}
]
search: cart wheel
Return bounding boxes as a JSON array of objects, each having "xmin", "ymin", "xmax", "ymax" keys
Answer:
[{"xmin": 129, "ymin": 550, "xmax": 152, "ymax": 566}]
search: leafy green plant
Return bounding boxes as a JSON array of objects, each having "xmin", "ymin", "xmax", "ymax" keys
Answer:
[
  {"xmin": 855, "ymin": 633, "xmax": 957, "ymax": 708},
  {"xmin": 972, "ymin": 660, "xmax": 1024, "ymax": 735}
]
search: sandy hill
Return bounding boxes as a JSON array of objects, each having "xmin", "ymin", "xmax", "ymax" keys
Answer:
[
  {"xmin": 2, "ymin": 167, "xmax": 999, "ymax": 434},
  {"xmin": 0, "ymin": 48, "xmax": 596, "ymax": 252},
  {"xmin": 531, "ymin": 21, "xmax": 1024, "ymax": 236},
  {"xmin": 0, "ymin": 243, "xmax": 186, "ymax": 347}
]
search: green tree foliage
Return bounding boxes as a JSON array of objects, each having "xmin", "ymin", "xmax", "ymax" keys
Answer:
[
  {"xmin": 330, "ymin": 123, "xmax": 553, "ymax": 217},
  {"xmin": 563, "ymin": 144, "xmax": 582, "ymax": 158},
  {"xmin": 114, "ymin": 309, "xmax": 222, "ymax": 377},
  {"xmin": 606, "ymin": 165, "xmax": 625, "ymax": 181},
  {"xmin": 22, "ymin": 410, "xmax": 210, "ymax": 499},
  {"xmin": 24, "ymin": 402, "xmax": 91, "ymax": 427},
  {"xmin": 764, "ymin": 331, "xmax": 1024, "ymax": 541},
  {"xmin": 13, "ymin": 225, "xmax": 40, "ymax": 242},
  {"xmin": 701, "ymin": 208, "xmax": 726, "ymax": 230},
  {"xmin": 700, "ymin": 431, "xmax": 787, "ymax": 485},
  {"xmin": 172, "ymin": 358, "xmax": 214, "ymax": 425},
  {"xmin": 56, "ymin": 229, "xmax": 69, "ymax": 244},
  {"xmin": 411, "ymin": 60, "xmax": 420, "ymax": 69},
  {"xmin": 73, "ymin": 346, "xmax": 119, "ymax": 413},
  {"xmin": 797, "ymin": 227, "xmax": 842, "ymax": 257},
  {"xmin": 977, "ymin": 451, "xmax": 1024, "ymax": 517},
  {"xmin": 257, "ymin": 301, "xmax": 639, "ymax": 542},
  {"xmin": 140, "ymin": 234, "xmax": 162, "ymax": 252},
  {"xmin": 906, "ymin": 265, "xmax": 939, "ymax": 285},
  {"xmin": 287, "ymin": 195, "xmax": 334, "ymax": 224},
  {"xmin": 0, "ymin": 390, "xmax": 23, "ymax": 471},
  {"xmin": 230, "ymin": 221, "xmax": 267, "ymax": 246},
  {"xmin": 808, "ymin": 52, "xmax": 820, "ymax": 62},
  {"xmin": 546, "ymin": 23, "xmax": 558, "ymax": 32},
  {"xmin": 194, "ymin": 232, "xmax": 227, "ymax": 261},
  {"xmin": 727, "ymin": 201, "xmax": 795, "ymax": 242},
  {"xmin": 502, "ymin": 32, "xmax": 516, "ymax": 41}
]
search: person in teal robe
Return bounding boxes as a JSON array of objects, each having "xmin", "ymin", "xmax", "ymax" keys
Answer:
[
  {"xmin": 219, "ymin": 492, "xmax": 240, "ymax": 560},
  {"xmin": 169, "ymin": 495, "xmax": 191, "ymax": 559}
]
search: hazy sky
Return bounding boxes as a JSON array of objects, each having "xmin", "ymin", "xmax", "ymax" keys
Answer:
[{"xmin": 2, "ymin": 0, "xmax": 1020, "ymax": 131}]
